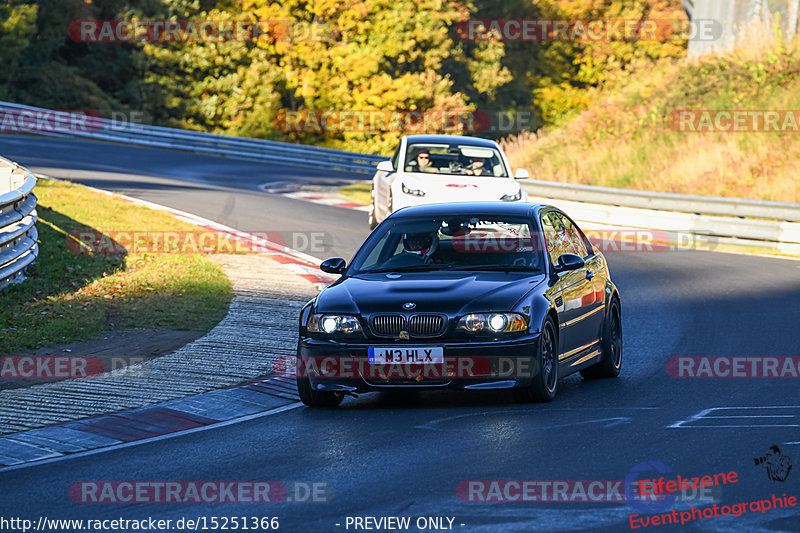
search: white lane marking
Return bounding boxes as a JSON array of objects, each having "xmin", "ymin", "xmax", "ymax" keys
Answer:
[
  {"xmin": 702, "ymin": 415, "xmax": 796, "ymax": 418},
  {"xmin": 259, "ymin": 180, "xmax": 371, "ymax": 211},
  {"xmin": 669, "ymin": 406, "xmax": 800, "ymax": 428},
  {"xmin": 258, "ymin": 180, "xmax": 303, "ymax": 193},
  {"xmin": 414, "ymin": 408, "xmax": 656, "ymax": 431},
  {"xmin": 419, "ymin": 416, "xmax": 632, "ymax": 432},
  {"xmin": 0, "ymin": 402, "xmax": 302, "ymax": 473},
  {"xmin": 284, "ymin": 192, "xmax": 371, "ymax": 211}
]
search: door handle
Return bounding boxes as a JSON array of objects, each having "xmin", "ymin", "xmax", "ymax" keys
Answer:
[{"xmin": 586, "ymin": 271, "xmax": 594, "ymax": 280}]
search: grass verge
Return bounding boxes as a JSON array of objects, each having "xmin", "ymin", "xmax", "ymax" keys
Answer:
[
  {"xmin": 339, "ymin": 182, "xmax": 371, "ymax": 205},
  {"xmin": 0, "ymin": 179, "xmax": 233, "ymax": 355}
]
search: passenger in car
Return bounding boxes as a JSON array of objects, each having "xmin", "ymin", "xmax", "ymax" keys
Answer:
[{"xmin": 406, "ymin": 149, "xmax": 439, "ymax": 173}]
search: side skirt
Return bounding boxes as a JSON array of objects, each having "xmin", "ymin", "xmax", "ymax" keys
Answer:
[{"xmin": 558, "ymin": 340, "xmax": 602, "ymax": 377}]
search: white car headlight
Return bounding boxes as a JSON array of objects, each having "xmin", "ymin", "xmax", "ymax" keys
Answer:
[
  {"xmin": 307, "ymin": 314, "xmax": 362, "ymax": 335},
  {"xmin": 488, "ymin": 313, "xmax": 508, "ymax": 332},
  {"xmin": 500, "ymin": 189, "xmax": 522, "ymax": 202},
  {"xmin": 402, "ymin": 183, "xmax": 426, "ymax": 197},
  {"xmin": 457, "ymin": 313, "xmax": 528, "ymax": 333}
]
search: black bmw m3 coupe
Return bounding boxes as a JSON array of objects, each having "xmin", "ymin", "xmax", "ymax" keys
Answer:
[{"xmin": 296, "ymin": 202, "xmax": 622, "ymax": 407}]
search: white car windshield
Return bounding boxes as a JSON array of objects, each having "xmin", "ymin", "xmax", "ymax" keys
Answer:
[{"xmin": 404, "ymin": 143, "xmax": 509, "ymax": 177}]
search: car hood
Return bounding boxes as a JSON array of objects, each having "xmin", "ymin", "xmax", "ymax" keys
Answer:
[{"xmin": 316, "ymin": 271, "xmax": 545, "ymax": 315}]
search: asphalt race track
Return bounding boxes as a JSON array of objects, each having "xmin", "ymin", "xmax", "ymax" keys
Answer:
[
  {"xmin": 0, "ymin": 135, "xmax": 368, "ymax": 261},
  {"xmin": 1, "ymin": 135, "xmax": 800, "ymax": 532}
]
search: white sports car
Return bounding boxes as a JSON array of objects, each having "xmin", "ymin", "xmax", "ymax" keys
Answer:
[{"xmin": 367, "ymin": 134, "xmax": 530, "ymax": 229}]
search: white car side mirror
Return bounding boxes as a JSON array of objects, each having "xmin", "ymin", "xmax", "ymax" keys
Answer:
[
  {"xmin": 376, "ymin": 160, "xmax": 394, "ymax": 172},
  {"xmin": 514, "ymin": 168, "xmax": 530, "ymax": 179}
]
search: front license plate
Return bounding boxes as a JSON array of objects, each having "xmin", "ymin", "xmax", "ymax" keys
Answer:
[{"xmin": 368, "ymin": 346, "xmax": 444, "ymax": 364}]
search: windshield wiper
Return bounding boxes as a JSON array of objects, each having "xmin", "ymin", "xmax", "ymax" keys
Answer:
[
  {"xmin": 362, "ymin": 263, "xmax": 540, "ymax": 274},
  {"xmin": 364, "ymin": 264, "xmax": 453, "ymax": 274},
  {"xmin": 447, "ymin": 264, "xmax": 540, "ymax": 272}
]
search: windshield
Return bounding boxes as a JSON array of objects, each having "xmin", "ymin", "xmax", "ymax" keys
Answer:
[
  {"xmin": 404, "ymin": 142, "xmax": 509, "ymax": 177},
  {"xmin": 349, "ymin": 216, "xmax": 544, "ymax": 274}
]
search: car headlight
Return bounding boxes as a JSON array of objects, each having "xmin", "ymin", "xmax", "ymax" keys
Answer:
[
  {"xmin": 402, "ymin": 183, "xmax": 426, "ymax": 196},
  {"xmin": 307, "ymin": 314, "xmax": 362, "ymax": 335},
  {"xmin": 500, "ymin": 189, "xmax": 522, "ymax": 202},
  {"xmin": 457, "ymin": 313, "xmax": 528, "ymax": 333}
]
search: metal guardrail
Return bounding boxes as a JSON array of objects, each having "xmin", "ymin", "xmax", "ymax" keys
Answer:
[
  {"xmin": 0, "ymin": 101, "xmax": 385, "ymax": 174},
  {"xmin": 521, "ymin": 179, "xmax": 800, "ymax": 249},
  {"xmin": 0, "ymin": 156, "xmax": 38, "ymax": 290},
  {"xmin": 521, "ymin": 179, "xmax": 800, "ymax": 222}
]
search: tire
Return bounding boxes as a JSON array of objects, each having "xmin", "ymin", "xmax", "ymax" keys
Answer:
[
  {"xmin": 368, "ymin": 187, "xmax": 378, "ymax": 230},
  {"xmin": 368, "ymin": 203, "xmax": 378, "ymax": 230},
  {"xmin": 296, "ymin": 351, "xmax": 345, "ymax": 407},
  {"xmin": 297, "ymin": 374, "xmax": 345, "ymax": 407},
  {"xmin": 514, "ymin": 316, "xmax": 559, "ymax": 403},
  {"xmin": 580, "ymin": 298, "xmax": 622, "ymax": 379}
]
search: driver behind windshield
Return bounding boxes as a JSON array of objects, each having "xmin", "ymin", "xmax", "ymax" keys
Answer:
[
  {"xmin": 465, "ymin": 156, "xmax": 490, "ymax": 176},
  {"xmin": 378, "ymin": 231, "xmax": 440, "ymax": 269},
  {"xmin": 404, "ymin": 232, "xmax": 439, "ymax": 260}
]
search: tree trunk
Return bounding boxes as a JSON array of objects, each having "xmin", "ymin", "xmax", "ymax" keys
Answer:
[{"xmin": 788, "ymin": 0, "xmax": 800, "ymax": 39}]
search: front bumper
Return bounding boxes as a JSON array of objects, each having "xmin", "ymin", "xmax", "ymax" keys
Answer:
[{"xmin": 297, "ymin": 335, "xmax": 540, "ymax": 393}]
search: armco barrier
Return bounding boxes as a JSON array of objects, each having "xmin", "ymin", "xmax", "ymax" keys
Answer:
[
  {"xmin": 0, "ymin": 156, "xmax": 38, "ymax": 290},
  {"xmin": 521, "ymin": 180, "xmax": 800, "ymax": 254},
  {"xmin": 521, "ymin": 179, "xmax": 800, "ymax": 222},
  {"xmin": 0, "ymin": 101, "xmax": 384, "ymax": 174}
]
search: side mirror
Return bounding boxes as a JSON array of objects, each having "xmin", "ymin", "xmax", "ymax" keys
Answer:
[
  {"xmin": 376, "ymin": 160, "xmax": 394, "ymax": 172},
  {"xmin": 320, "ymin": 257, "xmax": 347, "ymax": 274},
  {"xmin": 554, "ymin": 253, "xmax": 585, "ymax": 273},
  {"xmin": 514, "ymin": 168, "xmax": 530, "ymax": 179}
]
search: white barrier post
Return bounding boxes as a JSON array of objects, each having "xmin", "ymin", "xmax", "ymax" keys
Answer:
[{"xmin": 0, "ymin": 165, "xmax": 13, "ymax": 194}]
